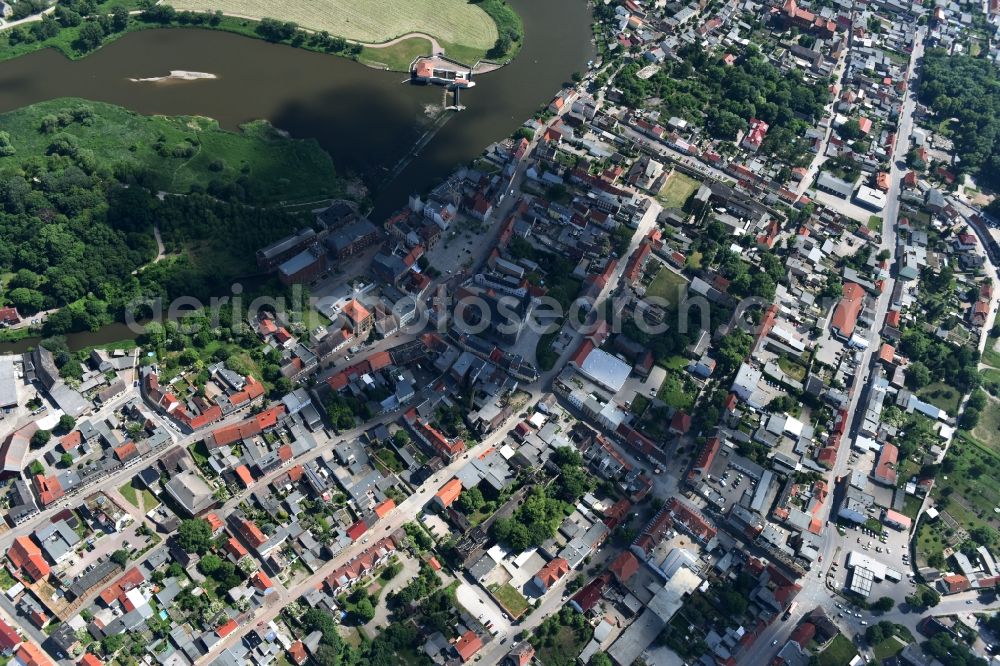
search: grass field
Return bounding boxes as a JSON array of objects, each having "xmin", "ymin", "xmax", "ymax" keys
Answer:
[
  {"xmin": 917, "ymin": 432, "xmax": 1000, "ymax": 565},
  {"xmin": 916, "ymin": 382, "xmax": 962, "ymax": 414},
  {"xmin": 972, "ymin": 394, "xmax": 1000, "ymax": 452},
  {"xmin": 868, "ymin": 215, "xmax": 883, "ymax": 233},
  {"xmin": 657, "ymin": 371, "xmax": 696, "ymax": 411},
  {"xmin": 168, "ymin": 0, "xmax": 498, "ymax": 51},
  {"xmin": 658, "ymin": 171, "xmax": 701, "ymax": 209},
  {"xmin": 490, "ymin": 583, "xmax": 530, "ymax": 619},
  {"xmin": 141, "ymin": 489, "xmax": 161, "ymax": 509},
  {"xmin": 645, "ymin": 267, "xmax": 689, "ymax": 310},
  {"xmin": 535, "ymin": 625, "xmax": 592, "ymax": 666},
  {"xmin": 818, "ymin": 634, "xmax": 858, "ymax": 666},
  {"xmin": 777, "ymin": 356, "xmax": 808, "ymax": 382},
  {"xmin": 118, "ymin": 482, "xmax": 139, "ymax": 508},
  {"xmin": 872, "ymin": 635, "xmax": 907, "ymax": 661},
  {"xmin": 0, "ymin": 99, "xmax": 340, "ymax": 203},
  {"xmin": 360, "ymin": 36, "xmax": 434, "ymax": 70},
  {"xmin": 983, "ymin": 334, "xmax": 1000, "ymax": 368}
]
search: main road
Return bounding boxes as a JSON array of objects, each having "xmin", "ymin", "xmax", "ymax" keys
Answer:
[{"xmin": 736, "ymin": 25, "xmax": 926, "ymax": 666}]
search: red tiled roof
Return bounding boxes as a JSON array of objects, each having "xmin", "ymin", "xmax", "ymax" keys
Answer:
[
  {"xmin": 374, "ymin": 499, "xmax": 395, "ymax": 519},
  {"xmin": 32, "ymin": 474, "xmax": 64, "ymax": 507},
  {"xmin": 874, "ymin": 444, "xmax": 898, "ymax": 484},
  {"xmin": 570, "ymin": 573, "xmax": 610, "ymax": 612},
  {"xmin": 114, "ymin": 442, "xmax": 138, "ymax": 462},
  {"xmin": 878, "ymin": 343, "xmax": 895, "ymax": 364},
  {"xmin": 234, "ymin": 465, "xmax": 254, "ymax": 487},
  {"xmin": 225, "ymin": 537, "xmax": 249, "ymax": 560},
  {"xmin": 534, "ymin": 558, "xmax": 569, "ymax": 589},
  {"xmin": 435, "ymin": 479, "xmax": 463, "ymax": 508},
  {"xmin": 670, "ymin": 411, "xmax": 692, "ymax": 434},
  {"xmin": 288, "ymin": 642, "xmax": 308, "ymax": 666},
  {"xmin": 367, "ymin": 351, "xmax": 392, "ymax": 370},
  {"xmin": 666, "ymin": 497, "xmax": 717, "ymax": 543},
  {"xmin": 942, "ymin": 574, "xmax": 970, "ymax": 593},
  {"xmin": 98, "ymin": 568, "xmax": 143, "ymax": 606},
  {"xmin": 0, "ymin": 618, "xmax": 21, "ymax": 652},
  {"xmin": 230, "ymin": 376, "xmax": 265, "ymax": 407},
  {"xmin": 208, "ymin": 405, "xmax": 286, "ymax": 448},
  {"xmin": 831, "ymin": 283, "xmax": 865, "ymax": 338},
  {"xmin": 237, "ymin": 518, "xmax": 268, "ymax": 549},
  {"xmin": 59, "ymin": 431, "xmax": 82, "ymax": 451},
  {"xmin": 9, "ymin": 536, "xmax": 49, "ymax": 581},
  {"xmin": 790, "ymin": 622, "xmax": 815, "ymax": 647},
  {"xmin": 569, "ymin": 339, "xmax": 594, "ymax": 368},
  {"xmin": 454, "ymin": 630, "xmax": 483, "ymax": 662},
  {"xmin": 346, "ymin": 521, "xmax": 368, "ymax": 542},
  {"xmin": 609, "ymin": 551, "xmax": 640, "ymax": 583},
  {"xmin": 251, "ymin": 570, "xmax": 273, "ymax": 591},
  {"xmin": 205, "ymin": 513, "xmax": 224, "ymax": 533},
  {"xmin": 15, "ymin": 643, "xmax": 53, "ymax": 666},
  {"xmin": 217, "ymin": 619, "xmax": 238, "ymax": 637},
  {"xmin": 342, "ymin": 299, "xmax": 371, "ymax": 325}
]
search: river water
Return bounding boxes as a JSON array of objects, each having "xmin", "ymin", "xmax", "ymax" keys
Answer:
[{"xmin": 0, "ymin": 0, "xmax": 594, "ymax": 353}]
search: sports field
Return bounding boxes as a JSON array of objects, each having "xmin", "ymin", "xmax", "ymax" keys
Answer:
[{"xmin": 169, "ymin": 0, "xmax": 498, "ymax": 49}]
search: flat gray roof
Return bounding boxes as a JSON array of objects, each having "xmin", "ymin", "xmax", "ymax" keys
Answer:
[{"xmin": 0, "ymin": 357, "xmax": 16, "ymax": 408}]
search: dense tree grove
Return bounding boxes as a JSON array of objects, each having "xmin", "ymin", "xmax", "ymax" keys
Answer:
[
  {"xmin": 0, "ymin": 123, "xmax": 313, "ymax": 334},
  {"xmin": 918, "ymin": 48, "xmax": 1000, "ymax": 190},
  {"xmin": 898, "ymin": 326, "xmax": 980, "ymax": 392},
  {"xmin": 614, "ymin": 42, "xmax": 827, "ymax": 162}
]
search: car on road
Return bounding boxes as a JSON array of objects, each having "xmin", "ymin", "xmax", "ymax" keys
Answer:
[{"xmin": 771, "ymin": 640, "xmax": 778, "ymax": 646}]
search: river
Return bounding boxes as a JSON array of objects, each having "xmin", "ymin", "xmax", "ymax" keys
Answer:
[{"xmin": 0, "ymin": 0, "xmax": 594, "ymax": 353}]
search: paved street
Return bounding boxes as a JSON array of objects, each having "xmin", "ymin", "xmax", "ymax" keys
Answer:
[
  {"xmin": 737, "ymin": 25, "xmax": 933, "ymax": 666},
  {"xmin": 195, "ymin": 101, "xmax": 678, "ymax": 659}
]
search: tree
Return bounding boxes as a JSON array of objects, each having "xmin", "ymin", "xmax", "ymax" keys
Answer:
[
  {"xmin": 488, "ymin": 33, "xmax": 512, "ymax": 58},
  {"xmin": 906, "ymin": 361, "xmax": 931, "ymax": 389},
  {"xmin": 30, "ymin": 429, "xmax": 51, "ymax": 448},
  {"xmin": 60, "ymin": 453, "xmax": 74, "ymax": 467},
  {"xmin": 839, "ymin": 118, "xmax": 862, "ymax": 140},
  {"xmin": 101, "ymin": 633, "xmax": 126, "ymax": 656},
  {"xmin": 177, "ymin": 518, "xmax": 213, "ymax": 554},
  {"xmin": 0, "ymin": 131, "xmax": 14, "ymax": 157},
  {"xmin": 76, "ymin": 21, "xmax": 105, "ymax": 52},
  {"xmin": 865, "ymin": 623, "xmax": 885, "ymax": 644},
  {"xmin": 197, "ymin": 554, "xmax": 223, "ymax": 576},
  {"xmin": 455, "ymin": 486, "xmax": 485, "ymax": 514},
  {"xmin": 970, "ymin": 525, "xmax": 997, "ymax": 546},
  {"xmin": 960, "ymin": 408, "xmax": 981, "ymax": 430},
  {"xmin": 111, "ymin": 6, "xmax": 129, "ymax": 31},
  {"xmin": 58, "ymin": 414, "xmax": 76, "ymax": 433},
  {"xmin": 906, "ymin": 585, "xmax": 940, "ymax": 609},
  {"xmin": 354, "ymin": 596, "xmax": 375, "ymax": 622},
  {"xmin": 392, "ymin": 430, "xmax": 410, "ymax": 446},
  {"xmin": 871, "ymin": 596, "xmax": 894, "ymax": 612},
  {"xmin": 313, "ymin": 644, "xmax": 342, "ymax": 666},
  {"xmin": 590, "ymin": 654, "xmax": 613, "ymax": 666},
  {"xmin": 110, "ymin": 549, "xmax": 129, "ymax": 567}
]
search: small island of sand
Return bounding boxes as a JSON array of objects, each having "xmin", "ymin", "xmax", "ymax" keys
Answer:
[{"xmin": 129, "ymin": 70, "xmax": 218, "ymax": 83}]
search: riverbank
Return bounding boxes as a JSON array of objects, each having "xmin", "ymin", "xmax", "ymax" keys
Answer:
[{"xmin": 0, "ymin": 0, "xmax": 523, "ymax": 71}]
